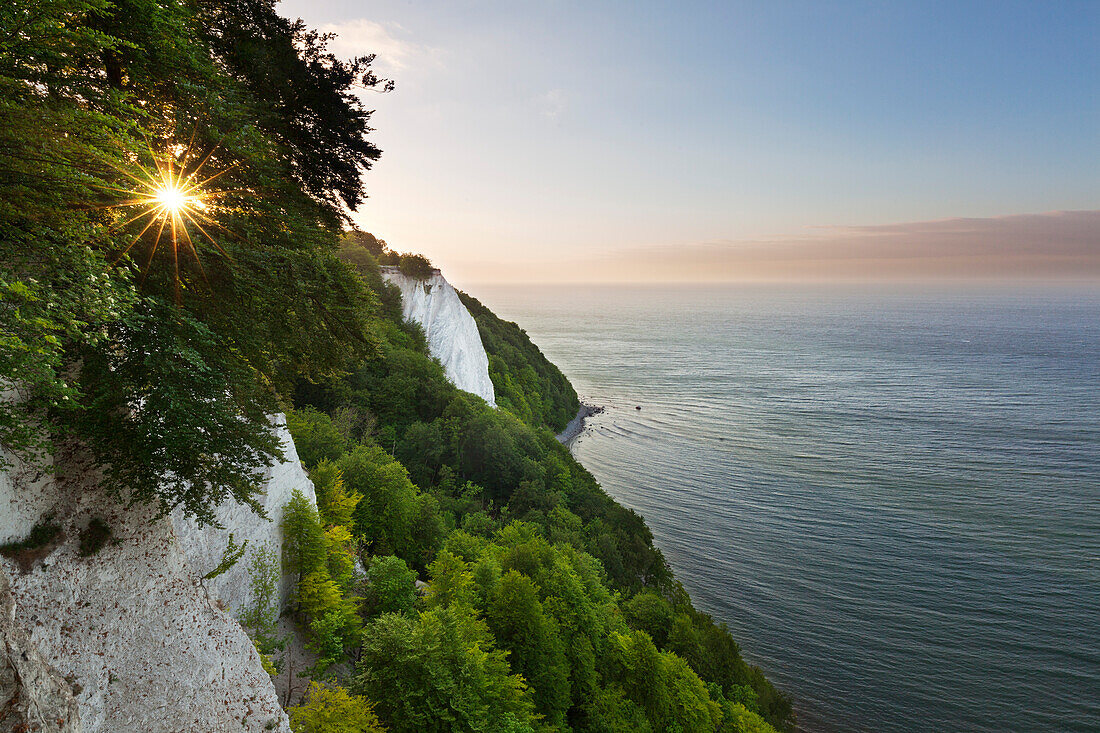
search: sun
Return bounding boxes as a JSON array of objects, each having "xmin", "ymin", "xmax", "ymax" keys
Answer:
[
  {"xmin": 100, "ymin": 138, "xmax": 237, "ymax": 300},
  {"xmin": 152, "ymin": 183, "xmax": 193, "ymax": 214}
]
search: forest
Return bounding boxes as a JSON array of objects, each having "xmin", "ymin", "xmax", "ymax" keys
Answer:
[{"xmin": 0, "ymin": 0, "xmax": 791, "ymax": 730}]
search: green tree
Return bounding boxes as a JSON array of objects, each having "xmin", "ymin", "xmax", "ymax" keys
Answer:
[
  {"xmin": 288, "ymin": 409, "xmax": 351, "ymax": 470},
  {"xmin": 288, "ymin": 681, "xmax": 387, "ymax": 733},
  {"xmin": 282, "ymin": 489, "xmax": 327, "ymax": 581},
  {"xmin": 486, "ymin": 571, "xmax": 571, "ymax": 728},
  {"xmin": 623, "ymin": 591, "xmax": 674, "ymax": 648},
  {"xmin": 239, "ymin": 543, "xmax": 284, "ymax": 664},
  {"xmin": 310, "ymin": 461, "xmax": 362, "ymax": 529},
  {"xmin": 355, "ymin": 606, "xmax": 537, "ymax": 733},
  {"xmin": 363, "ymin": 555, "xmax": 418, "ymax": 618},
  {"xmin": 397, "ymin": 253, "xmax": 433, "ymax": 280}
]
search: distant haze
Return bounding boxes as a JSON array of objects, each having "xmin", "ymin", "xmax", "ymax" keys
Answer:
[
  {"xmin": 277, "ymin": 1, "xmax": 1100, "ymax": 284},
  {"xmin": 457, "ymin": 210, "xmax": 1100, "ymax": 283}
]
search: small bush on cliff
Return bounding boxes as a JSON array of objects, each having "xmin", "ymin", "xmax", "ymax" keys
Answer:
[
  {"xmin": 397, "ymin": 253, "xmax": 434, "ymax": 280},
  {"xmin": 77, "ymin": 518, "xmax": 112, "ymax": 557},
  {"xmin": 202, "ymin": 533, "xmax": 248, "ymax": 580},
  {"xmin": 0, "ymin": 519, "xmax": 63, "ymax": 572}
]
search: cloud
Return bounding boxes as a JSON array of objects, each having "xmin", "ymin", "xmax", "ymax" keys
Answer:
[
  {"xmin": 317, "ymin": 19, "xmax": 421, "ymax": 76},
  {"xmin": 465, "ymin": 210, "xmax": 1100, "ymax": 283},
  {"xmin": 645, "ymin": 210, "xmax": 1100, "ymax": 281},
  {"xmin": 535, "ymin": 88, "xmax": 567, "ymax": 119}
]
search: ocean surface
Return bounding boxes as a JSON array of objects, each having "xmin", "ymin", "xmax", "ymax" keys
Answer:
[{"xmin": 470, "ymin": 283, "xmax": 1100, "ymax": 733}]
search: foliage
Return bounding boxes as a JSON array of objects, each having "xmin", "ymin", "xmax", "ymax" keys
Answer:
[
  {"xmin": 603, "ymin": 630, "xmax": 723, "ymax": 733},
  {"xmin": 486, "ymin": 570, "xmax": 571, "ymax": 727},
  {"xmin": 253, "ymin": 638, "xmax": 278, "ymax": 677},
  {"xmin": 200, "ymin": 0, "xmax": 391, "ymax": 222},
  {"xmin": 397, "ymin": 253, "xmax": 434, "ymax": 280},
  {"xmin": 240, "ymin": 543, "xmax": 283, "ymax": 659},
  {"xmin": 202, "ymin": 533, "xmax": 248, "ymax": 579},
  {"xmin": 281, "ymin": 488, "xmax": 329, "ymax": 581},
  {"xmin": 0, "ymin": 0, "xmax": 382, "ymax": 521},
  {"xmin": 288, "ymin": 681, "xmax": 387, "ymax": 733},
  {"xmin": 623, "ymin": 590, "xmax": 674, "ymax": 648},
  {"xmin": 354, "ymin": 607, "xmax": 537, "ymax": 733},
  {"xmin": 279, "ymin": 488, "xmax": 363, "ymax": 673},
  {"xmin": 288, "ymin": 409, "xmax": 352, "ymax": 470},
  {"xmin": 336, "ymin": 443, "xmax": 444, "ymax": 568},
  {"xmin": 458, "ymin": 291, "xmax": 580, "ymax": 432},
  {"xmin": 0, "ymin": 1, "xmax": 794, "ymax": 724},
  {"xmin": 308, "ymin": 460, "xmax": 363, "ymax": 528},
  {"xmin": 289, "ymin": 249, "xmax": 794, "ymax": 730},
  {"xmin": 336, "ymin": 238, "xmax": 403, "ymax": 321},
  {"xmin": 362, "ymin": 555, "xmax": 418, "ymax": 618},
  {"xmin": 0, "ymin": 520, "xmax": 61, "ymax": 554}
]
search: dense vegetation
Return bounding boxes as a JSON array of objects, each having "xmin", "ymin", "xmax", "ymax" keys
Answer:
[
  {"xmin": 458, "ymin": 291, "xmax": 580, "ymax": 433},
  {"xmin": 1, "ymin": 1, "xmax": 792, "ymax": 731},
  {"xmin": 0, "ymin": 0, "xmax": 386, "ymax": 522},
  {"xmin": 283, "ymin": 248, "xmax": 793, "ymax": 732}
]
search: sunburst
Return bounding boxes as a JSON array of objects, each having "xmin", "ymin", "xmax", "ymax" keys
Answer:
[{"xmin": 99, "ymin": 134, "xmax": 239, "ymax": 300}]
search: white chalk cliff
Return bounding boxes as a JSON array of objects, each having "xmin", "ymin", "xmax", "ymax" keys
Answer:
[
  {"xmin": 0, "ymin": 414, "xmax": 317, "ymax": 733},
  {"xmin": 171, "ymin": 414, "xmax": 317, "ymax": 615},
  {"xmin": 381, "ymin": 266, "xmax": 497, "ymax": 407}
]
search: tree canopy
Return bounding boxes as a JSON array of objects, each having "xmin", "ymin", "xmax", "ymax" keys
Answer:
[{"xmin": 1, "ymin": 0, "xmax": 387, "ymax": 521}]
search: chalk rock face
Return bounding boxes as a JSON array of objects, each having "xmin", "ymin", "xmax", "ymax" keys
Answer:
[
  {"xmin": 171, "ymin": 414, "xmax": 317, "ymax": 614},
  {"xmin": 0, "ymin": 445, "xmax": 291, "ymax": 733},
  {"xmin": 0, "ymin": 568, "xmax": 81, "ymax": 733},
  {"xmin": 381, "ymin": 266, "xmax": 497, "ymax": 407}
]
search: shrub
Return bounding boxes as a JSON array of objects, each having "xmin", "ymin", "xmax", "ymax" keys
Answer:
[
  {"xmin": 0, "ymin": 519, "xmax": 63, "ymax": 572},
  {"xmin": 203, "ymin": 533, "xmax": 248, "ymax": 580},
  {"xmin": 288, "ymin": 681, "xmax": 387, "ymax": 733},
  {"xmin": 362, "ymin": 555, "xmax": 417, "ymax": 618},
  {"xmin": 397, "ymin": 253, "xmax": 433, "ymax": 280},
  {"xmin": 77, "ymin": 518, "xmax": 112, "ymax": 557},
  {"xmin": 287, "ymin": 408, "xmax": 350, "ymax": 469}
]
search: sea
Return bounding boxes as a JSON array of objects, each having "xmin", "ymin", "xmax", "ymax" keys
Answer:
[{"xmin": 470, "ymin": 283, "xmax": 1100, "ymax": 733}]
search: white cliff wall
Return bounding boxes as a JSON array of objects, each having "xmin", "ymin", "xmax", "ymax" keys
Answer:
[
  {"xmin": 0, "ymin": 416, "xmax": 314, "ymax": 732},
  {"xmin": 171, "ymin": 414, "xmax": 317, "ymax": 614},
  {"xmin": 381, "ymin": 267, "xmax": 497, "ymax": 407}
]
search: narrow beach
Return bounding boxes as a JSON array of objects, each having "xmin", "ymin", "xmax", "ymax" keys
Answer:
[{"xmin": 556, "ymin": 402, "xmax": 603, "ymax": 449}]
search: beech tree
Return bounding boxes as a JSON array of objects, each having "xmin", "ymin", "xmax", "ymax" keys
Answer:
[{"xmin": 0, "ymin": 0, "xmax": 386, "ymax": 521}]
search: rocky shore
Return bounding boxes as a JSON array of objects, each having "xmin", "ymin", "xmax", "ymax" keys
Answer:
[{"xmin": 556, "ymin": 402, "xmax": 604, "ymax": 449}]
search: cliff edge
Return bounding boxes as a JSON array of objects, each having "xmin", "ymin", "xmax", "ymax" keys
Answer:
[
  {"xmin": 381, "ymin": 266, "xmax": 497, "ymax": 407},
  {"xmin": 0, "ymin": 418, "xmax": 315, "ymax": 732}
]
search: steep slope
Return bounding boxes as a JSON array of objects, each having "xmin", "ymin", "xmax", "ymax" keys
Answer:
[
  {"xmin": 0, "ymin": 425, "xmax": 308, "ymax": 732},
  {"xmin": 458, "ymin": 290, "xmax": 580, "ymax": 432},
  {"xmin": 172, "ymin": 414, "xmax": 318, "ymax": 614},
  {"xmin": 0, "ymin": 569, "xmax": 81, "ymax": 732},
  {"xmin": 380, "ymin": 266, "xmax": 497, "ymax": 407}
]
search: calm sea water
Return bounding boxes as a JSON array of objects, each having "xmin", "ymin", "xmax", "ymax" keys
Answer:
[{"xmin": 470, "ymin": 283, "xmax": 1100, "ymax": 733}]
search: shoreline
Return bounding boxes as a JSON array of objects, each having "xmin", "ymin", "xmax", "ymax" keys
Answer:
[{"xmin": 556, "ymin": 402, "xmax": 603, "ymax": 449}]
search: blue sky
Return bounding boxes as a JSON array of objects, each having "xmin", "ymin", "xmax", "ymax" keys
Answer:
[{"xmin": 279, "ymin": 0, "xmax": 1099, "ymax": 282}]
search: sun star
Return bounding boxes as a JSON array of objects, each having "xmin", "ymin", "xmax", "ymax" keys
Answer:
[
  {"xmin": 153, "ymin": 183, "xmax": 192, "ymax": 214},
  {"xmin": 98, "ymin": 140, "xmax": 237, "ymax": 301}
]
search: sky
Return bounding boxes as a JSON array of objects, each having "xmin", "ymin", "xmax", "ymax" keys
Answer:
[{"xmin": 277, "ymin": 0, "xmax": 1100, "ymax": 283}]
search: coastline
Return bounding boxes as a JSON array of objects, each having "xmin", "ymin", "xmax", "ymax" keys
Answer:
[{"xmin": 556, "ymin": 402, "xmax": 603, "ymax": 449}]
